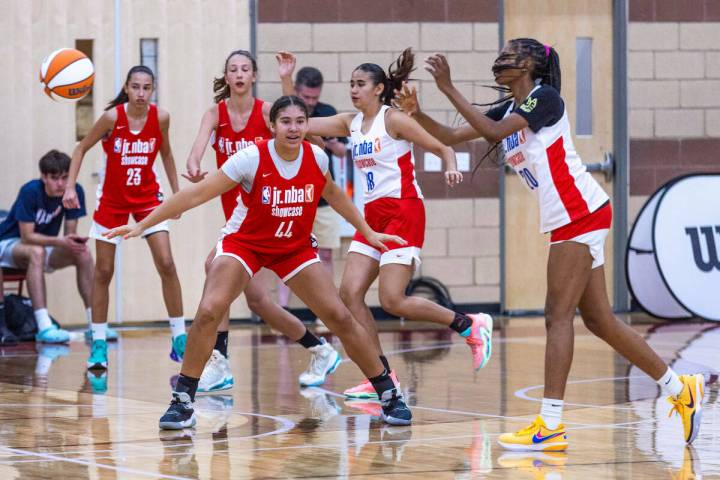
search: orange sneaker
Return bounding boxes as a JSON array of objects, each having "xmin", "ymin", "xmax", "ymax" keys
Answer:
[{"xmin": 343, "ymin": 370, "xmax": 400, "ymax": 399}]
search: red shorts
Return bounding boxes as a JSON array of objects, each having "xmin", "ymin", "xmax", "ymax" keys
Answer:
[
  {"xmin": 215, "ymin": 236, "xmax": 320, "ymax": 282},
  {"xmin": 93, "ymin": 205, "xmax": 155, "ymax": 228},
  {"xmin": 349, "ymin": 197, "xmax": 425, "ymax": 266},
  {"xmin": 550, "ymin": 201, "xmax": 612, "ymax": 242}
]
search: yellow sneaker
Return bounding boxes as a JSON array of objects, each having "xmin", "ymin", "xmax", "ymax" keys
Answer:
[
  {"xmin": 668, "ymin": 374, "xmax": 705, "ymax": 444},
  {"xmin": 498, "ymin": 416, "xmax": 568, "ymax": 452}
]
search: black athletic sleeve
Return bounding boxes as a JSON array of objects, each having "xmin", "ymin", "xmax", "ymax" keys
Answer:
[
  {"xmin": 513, "ymin": 85, "xmax": 564, "ymax": 133},
  {"xmin": 484, "ymin": 101, "xmax": 512, "ymax": 121}
]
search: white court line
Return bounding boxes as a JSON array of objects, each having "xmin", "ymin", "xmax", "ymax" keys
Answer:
[
  {"xmin": 0, "ymin": 446, "xmax": 192, "ymax": 479},
  {"xmin": 0, "ymin": 411, "xmax": 296, "ymax": 460}
]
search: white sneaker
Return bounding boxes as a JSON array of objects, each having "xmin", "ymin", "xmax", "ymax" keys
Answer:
[
  {"xmin": 197, "ymin": 350, "xmax": 234, "ymax": 393},
  {"xmin": 298, "ymin": 338, "xmax": 341, "ymax": 387}
]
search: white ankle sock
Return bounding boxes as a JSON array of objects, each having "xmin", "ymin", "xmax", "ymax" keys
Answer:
[
  {"xmin": 92, "ymin": 323, "xmax": 107, "ymax": 341},
  {"xmin": 540, "ymin": 398, "xmax": 564, "ymax": 430},
  {"xmin": 86, "ymin": 308, "xmax": 93, "ymax": 328},
  {"xmin": 169, "ymin": 317, "xmax": 186, "ymax": 339},
  {"xmin": 34, "ymin": 308, "xmax": 53, "ymax": 332},
  {"xmin": 657, "ymin": 367, "xmax": 684, "ymax": 397}
]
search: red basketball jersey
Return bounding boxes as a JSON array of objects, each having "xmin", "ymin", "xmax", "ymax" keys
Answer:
[
  {"xmin": 222, "ymin": 140, "xmax": 327, "ymax": 255},
  {"xmin": 212, "ymin": 98, "xmax": 273, "ymax": 220},
  {"xmin": 99, "ymin": 104, "xmax": 163, "ymax": 213}
]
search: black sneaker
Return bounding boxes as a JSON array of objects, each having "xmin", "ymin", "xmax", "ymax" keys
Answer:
[
  {"xmin": 380, "ymin": 388, "xmax": 412, "ymax": 426},
  {"xmin": 159, "ymin": 392, "xmax": 197, "ymax": 430}
]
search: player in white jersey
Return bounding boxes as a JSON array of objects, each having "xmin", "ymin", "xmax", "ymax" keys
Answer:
[
  {"xmin": 278, "ymin": 49, "xmax": 495, "ymax": 401},
  {"xmin": 395, "ymin": 37, "xmax": 705, "ymax": 450}
]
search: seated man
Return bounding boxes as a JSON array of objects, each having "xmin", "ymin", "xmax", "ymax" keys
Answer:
[{"xmin": 0, "ymin": 150, "xmax": 95, "ymax": 343}]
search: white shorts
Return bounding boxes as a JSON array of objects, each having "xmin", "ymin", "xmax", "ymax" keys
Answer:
[
  {"xmin": 312, "ymin": 206, "xmax": 340, "ymax": 249},
  {"xmin": 0, "ymin": 238, "xmax": 55, "ymax": 272},
  {"xmin": 348, "ymin": 241, "xmax": 422, "ymax": 268},
  {"xmin": 550, "ymin": 228, "xmax": 609, "ymax": 269},
  {"xmin": 89, "ymin": 220, "xmax": 170, "ymax": 245}
]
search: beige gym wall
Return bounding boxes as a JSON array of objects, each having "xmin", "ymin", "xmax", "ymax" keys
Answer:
[{"xmin": 0, "ymin": 0, "xmax": 252, "ymax": 324}]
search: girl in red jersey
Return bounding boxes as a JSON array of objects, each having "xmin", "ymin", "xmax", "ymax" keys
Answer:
[
  {"xmin": 183, "ymin": 50, "xmax": 340, "ymax": 394},
  {"xmin": 108, "ymin": 96, "xmax": 414, "ymax": 428},
  {"xmin": 394, "ymin": 39, "xmax": 704, "ymax": 449},
  {"xmin": 64, "ymin": 65, "xmax": 185, "ymax": 371},
  {"xmin": 278, "ymin": 50, "xmax": 494, "ymax": 401}
]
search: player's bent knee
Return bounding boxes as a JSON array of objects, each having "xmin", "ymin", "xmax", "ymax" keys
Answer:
[{"xmin": 379, "ymin": 292, "xmax": 405, "ymax": 317}]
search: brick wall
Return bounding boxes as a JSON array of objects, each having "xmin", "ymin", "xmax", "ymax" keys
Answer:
[
  {"xmin": 256, "ymin": 2, "xmax": 502, "ymax": 309},
  {"xmin": 628, "ymin": 8, "xmax": 720, "ymax": 200}
]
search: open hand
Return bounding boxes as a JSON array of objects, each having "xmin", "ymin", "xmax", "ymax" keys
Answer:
[
  {"xmin": 425, "ymin": 54, "xmax": 454, "ymax": 93},
  {"xmin": 181, "ymin": 166, "xmax": 208, "ymax": 183},
  {"xmin": 392, "ymin": 82, "xmax": 419, "ymax": 116},
  {"xmin": 104, "ymin": 224, "xmax": 142, "ymax": 241},
  {"xmin": 276, "ymin": 51, "xmax": 297, "ymax": 79},
  {"xmin": 366, "ymin": 231, "xmax": 408, "ymax": 253}
]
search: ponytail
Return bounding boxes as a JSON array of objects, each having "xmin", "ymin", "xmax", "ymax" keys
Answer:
[
  {"xmin": 105, "ymin": 65, "xmax": 155, "ymax": 111},
  {"xmin": 354, "ymin": 47, "xmax": 415, "ymax": 106}
]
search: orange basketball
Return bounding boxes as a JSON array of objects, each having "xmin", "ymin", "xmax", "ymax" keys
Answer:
[{"xmin": 39, "ymin": 48, "xmax": 94, "ymax": 101}]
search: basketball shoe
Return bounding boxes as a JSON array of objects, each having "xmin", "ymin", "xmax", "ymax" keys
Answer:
[
  {"xmin": 159, "ymin": 392, "xmax": 197, "ymax": 430},
  {"xmin": 668, "ymin": 374, "xmax": 705, "ymax": 444},
  {"xmin": 84, "ymin": 370, "xmax": 108, "ymax": 394},
  {"xmin": 86, "ymin": 339, "xmax": 108, "ymax": 370},
  {"xmin": 298, "ymin": 338, "xmax": 341, "ymax": 387},
  {"xmin": 197, "ymin": 350, "xmax": 234, "ymax": 393},
  {"xmin": 498, "ymin": 416, "xmax": 568, "ymax": 452},
  {"xmin": 170, "ymin": 333, "xmax": 187, "ymax": 362},
  {"xmin": 380, "ymin": 388, "xmax": 412, "ymax": 426},
  {"xmin": 461, "ymin": 313, "xmax": 493, "ymax": 371},
  {"xmin": 344, "ymin": 370, "xmax": 400, "ymax": 399}
]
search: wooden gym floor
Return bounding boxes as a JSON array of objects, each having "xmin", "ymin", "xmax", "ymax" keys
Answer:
[{"xmin": 0, "ymin": 315, "xmax": 717, "ymax": 479}]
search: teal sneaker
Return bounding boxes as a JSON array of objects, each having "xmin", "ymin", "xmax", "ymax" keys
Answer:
[
  {"xmin": 87, "ymin": 339, "xmax": 108, "ymax": 370},
  {"xmin": 170, "ymin": 333, "xmax": 187, "ymax": 362},
  {"xmin": 84, "ymin": 327, "xmax": 119, "ymax": 342},
  {"xmin": 86, "ymin": 370, "xmax": 108, "ymax": 394},
  {"xmin": 36, "ymin": 325, "xmax": 70, "ymax": 344}
]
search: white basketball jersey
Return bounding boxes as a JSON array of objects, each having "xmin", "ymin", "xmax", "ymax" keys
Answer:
[
  {"xmin": 501, "ymin": 86, "xmax": 609, "ymax": 233},
  {"xmin": 350, "ymin": 105, "xmax": 423, "ymax": 203}
]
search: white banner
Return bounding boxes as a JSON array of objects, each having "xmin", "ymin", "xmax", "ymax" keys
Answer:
[{"xmin": 627, "ymin": 174, "xmax": 720, "ymax": 321}]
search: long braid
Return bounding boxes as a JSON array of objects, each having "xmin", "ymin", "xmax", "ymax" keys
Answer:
[{"xmin": 474, "ymin": 38, "xmax": 562, "ymax": 171}]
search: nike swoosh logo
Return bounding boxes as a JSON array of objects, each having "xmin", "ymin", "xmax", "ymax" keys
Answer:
[
  {"xmin": 532, "ymin": 431, "xmax": 565, "ymax": 444},
  {"xmin": 686, "ymin": 388, "xmax": 694, "ymax": 409},
  {"xmin": 262, "ymin": 173, "xmax": 272, "ymax": 178},
  {"xmin": 664, "ymin": 378, "xmax": 671, "ymax": 385},
  {"xmin": 116, "ymin": 125, "xmax": 125, "ymax": 129}
]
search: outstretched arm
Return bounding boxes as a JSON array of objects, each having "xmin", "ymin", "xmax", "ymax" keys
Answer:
[
  {"xmin": 425, "ymin": 54, "xmax": 527, "ymax": 143},
  {"xmin": 321, "ymin": 173, "xmax": 406, "ymax": 252},
  {"xmin": 105, "ymin": 170, "xmax": 236, "ymax": 240},
  {"xmin": 394, "ymin": 82, "xmax": 479, "ymax": 145}
]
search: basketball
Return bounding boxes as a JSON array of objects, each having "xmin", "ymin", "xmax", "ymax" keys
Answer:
[{"xmin": 39, "ymin": 48, "xmax": 94, "ymax": 101}]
